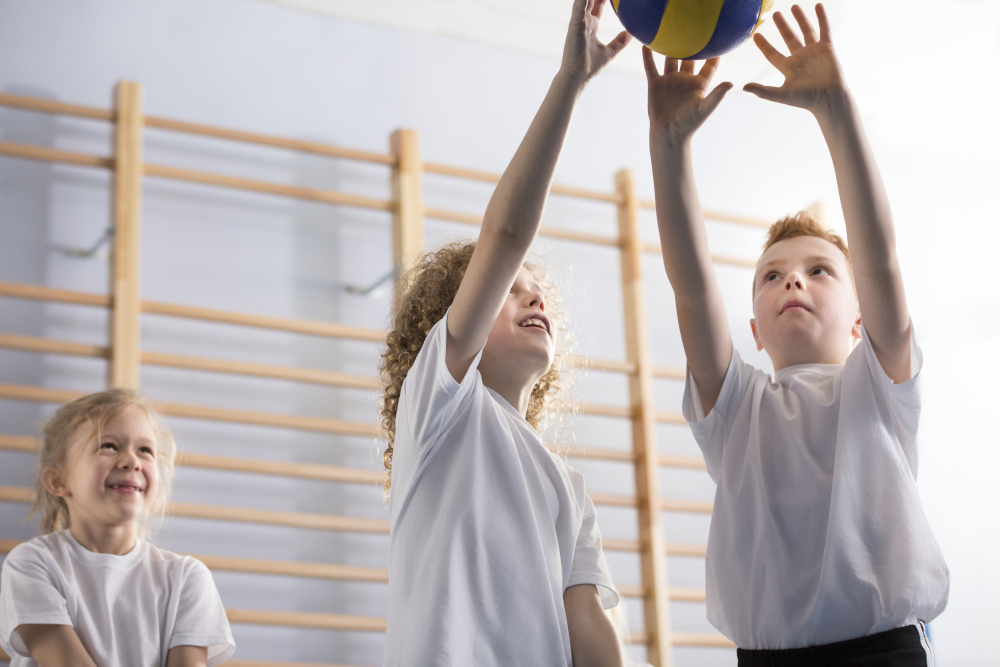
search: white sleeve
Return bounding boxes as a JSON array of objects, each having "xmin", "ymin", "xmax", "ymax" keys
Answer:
[
  {"xmin": 0, "ymin": 546, "xmax": 73, "ymax": 657},
  {"xmin": 681, "ymin": 348, "xmax": 755, "ymax": 482},
  {"xmin": 400, "ymin": 308, "xmax": 485, "ymax": 452},
  {"xmin": 168, "ymin": 559, "xmax": 235, "ymax": 667},
  {"xmin": 566, "ymin": 493, "xmax": 619, "ymax": 610},
  {"xmin": 858, "ymin": 322, "xmax": 923, "ymax": 475}
]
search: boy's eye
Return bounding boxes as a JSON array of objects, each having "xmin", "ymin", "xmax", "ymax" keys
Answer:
[
  {"xmin": 765, "ymin": 273, "xmax": 779, "ymax": 282},
  {"xmin": 811, "ymin": 267, "xmax": 830, "ymax": 276}
]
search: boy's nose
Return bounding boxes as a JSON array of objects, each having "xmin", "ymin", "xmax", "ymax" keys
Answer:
[{"xmin": 785, "ymin": 273, "xmax": 804, "ymax": 290}]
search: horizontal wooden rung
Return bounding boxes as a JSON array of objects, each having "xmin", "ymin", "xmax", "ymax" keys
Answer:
[
  {"xmin": 144, "ymin": 115, "xmax": 395, "ymax": 166},
  {"xmin": 226, "ymin": 608, "xmax": 386, "ymax": 632},
  {"xmin": 141, "ymin": 351, "xmax": 379, "ymax": 391},
  {"xmin": 589, "ymin": 493, "xmax": 712, "ymax": 514},
  {"xmin": 0, "ymin": 140, "xmax": 112, "ymax": 169},
  {"xmin": 422, "ymin": 161, "xmax": 621, "ymax": 204},
  {"xmin": 0, "ymin": 486, "xmax": 389, "ymax": 534},
  {"xmin": 672, "ymin": 631, "xmax": 736, "ymax": 648},
  {"xmin": 141, "ymin": 299, "xmax": 386, "ymax": 343},
  {"xmin": 0, "ymin": 92, "xmax": 113, "ymax": 120},
  {"xmin": 0, "ymin": 332, "xmax": 108, "ymax": 358},
  {"xmin": 566, "ymin": 355, "xmax": 636, "ymax": 374},
  {"xmin": 0, "ymin": 281, "xmax": 110, "ymax": 308},
  {"xmin": 601, "ymin": 538, "xmax": 707, "ymax": 558},
  {"xmin": 0, "ymin": 382, "xmax": 376, "ymax": 437},
  {"xmin": 144, "ymin": 163, "xmax": 393, "ymax": 212},
  {"xmin": 423, "ymin": 206, "xmax": 621, "ymax": 248}
]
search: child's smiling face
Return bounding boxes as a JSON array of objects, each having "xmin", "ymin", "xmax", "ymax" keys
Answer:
[
  {"xmin": 751, "ymin": 235, "xmax": 861, "ymax": 371},
  {"xmin": 46, "ymin": 408, "xmax": 161, "ymax": 533},
  {"xmin": 480, "ymin": 266, "xmax": 555, "ymax": 388}
]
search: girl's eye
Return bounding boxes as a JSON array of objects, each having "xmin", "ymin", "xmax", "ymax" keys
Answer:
[
  {"xmin": 140, "ymin": 447, "xmax": 154, "ymax": 456},
  {"xmin": 100, "ymin": 442, "xmax": 116, "ymax": 451}
]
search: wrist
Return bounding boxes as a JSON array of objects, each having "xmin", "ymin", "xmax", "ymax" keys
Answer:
[
  {"xmin": 649, "ymin": 128, "xmax": 693, "ymax": 154},
  {"xmin": 554, "ymin": 66, "xmax": 590, "ymax": 94},
  {"xmin": 811, "ymin": 87, "xmax": 855, "ymax": 128}
]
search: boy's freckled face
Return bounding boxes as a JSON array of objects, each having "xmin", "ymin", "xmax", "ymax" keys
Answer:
[
  {"xmin": 52, "ymin": 408, "xmax": 160, "ymax": 529},
  {"xmin": 751, "ymin": 236, "xmax": 860, "ymax": 369},
  {"xmin": 482, "ymin": 267, "xmax": 555, "ymax": 376}
]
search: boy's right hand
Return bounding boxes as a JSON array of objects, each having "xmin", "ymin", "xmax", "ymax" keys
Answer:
[{"xmin": 643, "ymin": 47, "xmax": 732, "ymax": 145}]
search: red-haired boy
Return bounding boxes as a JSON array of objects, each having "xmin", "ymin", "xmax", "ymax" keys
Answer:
[{"xmin": 644, "ymin": 5, "xmax": 948, "ymax": 665}]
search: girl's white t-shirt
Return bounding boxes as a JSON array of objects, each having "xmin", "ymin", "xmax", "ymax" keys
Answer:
[
  {"xmin": 0, "ymin": 530, "xmax": 235, "ymax": 666},
  {"xmin": 383, "ymin": 311, "xmax": 618, "ymax": 667},
  {"xmin": 683, "ymin": 324, "xmax": 949, "ymax": 650}
]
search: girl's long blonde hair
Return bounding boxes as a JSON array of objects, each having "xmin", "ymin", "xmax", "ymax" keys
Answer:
[
  {"xmin": 31, "ymin": 388, "xmax": 176, "ymax": 539},
  {"xmin": 377, "ymin": 241, "xmax": 569, "ymax": 500}
]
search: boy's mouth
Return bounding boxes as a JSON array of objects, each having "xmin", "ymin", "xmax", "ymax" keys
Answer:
[
  {"xmin": 518, "ymin": 313, "xmax": 551, "ymax": 335},
  {"xmin": 780, "ymin": 300, "xmax": 810, "ymax": 314}
]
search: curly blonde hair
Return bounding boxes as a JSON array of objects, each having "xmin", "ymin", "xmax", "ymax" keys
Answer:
[
  {"xmin": 31, "ymin": 389, "xmax": 176, "ymax": 539},
  {"xmin": 378, "ymin": 241, "xmax": 569, "ymax": 499}
]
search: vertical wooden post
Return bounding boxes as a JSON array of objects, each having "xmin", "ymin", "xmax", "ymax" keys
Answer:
[
  {"xmin": 108, "ymin": 81, "xmax": 143, "ymax": 389},
  {"xmin": 390, "ymin": 129, "xmax": 424, "ymax": 283},
  {"xmin": 616, "ymin": 169, "xmax": 673, "ymax": 667}
]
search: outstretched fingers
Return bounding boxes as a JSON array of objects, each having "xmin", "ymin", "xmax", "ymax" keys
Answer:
[
  {"xmin": 752, "ymin": 32, "xmax": 786, "ymax": 68},
  {"xmin": 700, "ymin": 81, "xmax": 733, "ymax": 116},
  {"xmin": 641, "ymin": 46, "xmax": 660, "ymax": 80},
  {"xmin": 815, "ymin": 3, "xmax": 832, "ymax": 42},
  {"xmin": 790, "ymin": 4, "xmax": 818, "ymax": 44},
  {"xmin": 743, "ymin": 82, "xmax": 782, "ymax": 102},
  {"xmin": 590, "ymin": 0, "xmax": 606, "ymax": 20},
  {"xmin": 772, "ymin": 11, "xmax": 804, "ymax": 52},
  {"xmin": 680, "ymin": 59, "xmax": 696, "ymax": 73},
  {"xmin": 605, "ymin": 30, "xmax": 632, "ymax": 58},
  {"xmin": 698, "ymin": 57, "xmax": 721, "ymax": 84},
  {"xmin": 664, "ymin": 56, "xmax": 680, "ymax": 73}
]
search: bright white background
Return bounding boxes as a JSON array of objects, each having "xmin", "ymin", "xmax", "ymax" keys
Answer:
[{"xmin": 0, "ymin": 0, "xmax": 997, "ymax": 665}]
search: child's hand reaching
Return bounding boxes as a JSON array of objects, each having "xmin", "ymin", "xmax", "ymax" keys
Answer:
[
  {"xmin": 560, "ymin": 0, "xmax": 631, "ymax": 85},
  {"xmin": 744, "ymin": 4, "xmax": 848, "ymax": 116},
  {"xmin": 643, "ymin": 47, "xmax": 732, "ymax": 145}
]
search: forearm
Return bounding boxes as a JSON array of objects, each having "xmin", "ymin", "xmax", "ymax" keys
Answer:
[
  {"xmin": 650, "ymin": 136, "xmax": 731, "ymax": 404},
  {"xmin": 815, "ymin": 93, "xmax": 909, "ymax": 338},
  {"xmin": 481, "ymin": 70, "xmax": 585, "ymax": 248},
  {"xmin": 18, "ymin": 624, "xmax": 98, "ymax": 667},
  {"xmin": 564, "ymin": 585, "xmax": 624, "ymax": 667}
]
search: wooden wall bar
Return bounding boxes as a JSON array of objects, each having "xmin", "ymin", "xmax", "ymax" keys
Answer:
[{"xmin": 0, "ymin": 84, "xmax": 765, "ymax": 664}]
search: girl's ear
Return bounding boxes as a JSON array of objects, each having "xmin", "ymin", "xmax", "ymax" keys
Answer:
[
  {"xmin": 852, "ymin": 313, "xmax": 862, "ymax": 340},
  {"xmin": 41, "ymin": 468, "xmax": 70, "ymax": 498},
  {"xmin": 750, "ymin": 319, "xmax": 764, "ymax": 352}
]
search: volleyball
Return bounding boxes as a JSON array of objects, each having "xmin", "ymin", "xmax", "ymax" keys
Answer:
[{"xmin": 611, "ymin": 0, "xmax": 773, "ymax": 59}]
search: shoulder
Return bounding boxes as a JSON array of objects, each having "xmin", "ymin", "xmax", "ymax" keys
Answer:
[
  {"xmin": 143, "ymin": 543, "xmax": 210, "ymax": 579},
  {"xmin": 4, "ymin": 532, "xmax": 67, "ymax": 567}
]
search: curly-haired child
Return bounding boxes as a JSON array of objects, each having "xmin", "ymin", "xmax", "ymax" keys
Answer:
[
  {"xmin": 378, "ymin": 0, "xmax": 631, "ymax": 664},
  {"xmin": 0, "ymin": 389, "xmax": 234, "ymax": 666},
  {"xmin": 643, "ymin": 4, "xmax": 948, "ymax": 665}
]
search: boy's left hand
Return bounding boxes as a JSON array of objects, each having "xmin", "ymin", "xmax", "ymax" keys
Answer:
[
  {"xmin": 560, "ymin": 0, "xmax": 631, "ymax": 84},
  {"xmin": 744, "ymin": 4, "xmax": 848, "ymax": 116}
]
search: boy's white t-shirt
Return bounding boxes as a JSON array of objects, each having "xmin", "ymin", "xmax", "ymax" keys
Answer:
[
  {"xmin": 683, "ymin": 324, "xmax": 949, "ymax": 650},
  {"xmin": 383, "ymin": 311, "xmax": 618, "ymax": 667},
  {"xmin": 0, "ymin": 530, "xmax": 235, "ymax": 667}
]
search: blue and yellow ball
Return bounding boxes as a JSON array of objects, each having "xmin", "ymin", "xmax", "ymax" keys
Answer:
[{"xmin": 611, "ymin": 0, "xmax": 773, "ymax": 59}]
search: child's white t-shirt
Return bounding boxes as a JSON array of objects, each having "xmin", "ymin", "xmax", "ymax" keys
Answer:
[
  {"xmin": 0, "ymin": 530, "xmax": 235, "ymax": 666},
  {"xmin": 383, "ymin": 311, "xmax": 618, "ymax": 667},
  {"xmin": 683, "ymin": 324, "xmax": 949, "ymax": 650}
]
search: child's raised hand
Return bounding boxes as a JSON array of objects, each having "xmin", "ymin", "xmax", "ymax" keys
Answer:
[
  {"xmin": 644, "ymin": 47, "xmax": 732, "ymax": 144},
  {"xmin": 743, "ymin": 4, "xmax": 847, "ymax": 114},
  {"xmin": 560, "ymin": 0, "xmax": 631, "ymax": 84}
]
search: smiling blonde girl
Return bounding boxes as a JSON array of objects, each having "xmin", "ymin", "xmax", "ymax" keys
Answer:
[{"xmin": 0, "ymin": 389, "xmax": 234, "ymax": 667}]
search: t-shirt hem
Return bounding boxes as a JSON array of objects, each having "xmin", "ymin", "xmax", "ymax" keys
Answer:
[
  {"xmin": 169, "ymin": 634, "xmax": 236, "ymax": 667},
  {"xmin": 2, "ymin": 613, "xmax": 73, "ymax": 656},
  {"xmin": 566, "ymin": 573, "xmax": 620, "ymax": 610}
]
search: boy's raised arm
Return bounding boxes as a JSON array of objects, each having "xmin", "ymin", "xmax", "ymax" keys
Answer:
[
  {"xmin": 445, "ymin": 0, "xmax": 629, "ymax": 382},
  {"xmin": 645, "ymin": 48, "xmax": 734, "ymax": 413},
  {"xmin": 745, "ymin": 4, "xmax": 911, "ymax": 382}
]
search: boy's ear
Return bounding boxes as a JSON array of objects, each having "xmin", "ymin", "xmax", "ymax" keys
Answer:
[
  {"xmin": 852, "ymin": 313, "xmax": 862, "ymax": 340},
  {"xmin": 41, "ymin": 468, "xmax": 70, "ymax": 498},
  {"xmin": 750, "ymin": 319, "xmax": 764, "ymax": 352}
]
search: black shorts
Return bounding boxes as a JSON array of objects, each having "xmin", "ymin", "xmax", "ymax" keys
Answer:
[{"xmin": 737, "ymin": 625, "xmax": 931, "ymax": 667}]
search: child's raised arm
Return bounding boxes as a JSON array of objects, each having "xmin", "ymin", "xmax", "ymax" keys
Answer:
[
  {"xmin": 645, "ymin": 48, "xmax": 734, "ymax": 414},
  {"xmin": 445, "ymin": 0, "xmax": 629, "ymax": 381},
  {"xmin": 745, "ymin": 4, "xmax": 911, "ymax": 382}
]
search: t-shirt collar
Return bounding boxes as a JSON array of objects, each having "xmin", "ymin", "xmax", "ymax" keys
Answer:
[{"xmin": 60, "ymin": 529, "xmax": 147, "ymax": 569}]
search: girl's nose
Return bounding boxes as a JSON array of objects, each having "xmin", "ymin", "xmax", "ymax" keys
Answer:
[
  {"xmin": 118, "ymin": 451, "xmax": 140, "ymax": 470},
  {"xmin": 525, "ymin": 291, "xmax": 545, "ymax": 311}
]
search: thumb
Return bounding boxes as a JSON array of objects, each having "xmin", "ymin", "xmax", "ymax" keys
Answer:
[
  {"xmin": 743, "ymin": 82, "xmax": 783, "ymax": 102},
  {"xmin": 700, "ymin": 82, "xmax": 733, "ymax": 116}
]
